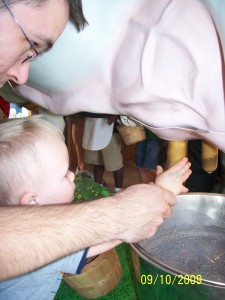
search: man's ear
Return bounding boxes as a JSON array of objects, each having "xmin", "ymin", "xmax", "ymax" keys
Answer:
[{"xmin": 19, "ymin": 192, "xmax": 38, "ymax": 205}]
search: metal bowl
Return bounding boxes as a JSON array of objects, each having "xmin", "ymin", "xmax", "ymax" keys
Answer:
[{"xmin": 132, "ymin": 193, "xmax": 225, "ymax": 287}]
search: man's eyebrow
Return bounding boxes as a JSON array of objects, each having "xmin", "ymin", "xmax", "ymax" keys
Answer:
[
  {"xmin": 42, "ymin": 41, "xmax": 53, "ymax": 53},
  {"xmin": 33, "ymin": 34, "xmax": 53, "ymax": 52}
]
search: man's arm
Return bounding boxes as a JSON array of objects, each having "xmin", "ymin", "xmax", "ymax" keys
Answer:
[{"xmin": 0, "ymin": 184, "xmax": 175, "ymax": 281}]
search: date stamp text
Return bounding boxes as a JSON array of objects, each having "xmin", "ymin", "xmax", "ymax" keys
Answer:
[{"xmin": 140, "ymin": 274, "xmax": 202, "ymax": 285}]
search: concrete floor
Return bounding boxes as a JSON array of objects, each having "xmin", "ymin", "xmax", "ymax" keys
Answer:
[{"xmin": 103, "ymin": 160, "xmax": 142, "ymax": 193}]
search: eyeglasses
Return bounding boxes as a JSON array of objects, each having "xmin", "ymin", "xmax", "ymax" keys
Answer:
[{"xmin": 3, "ymin": 0, "xmax": 41, "ymax": 64}]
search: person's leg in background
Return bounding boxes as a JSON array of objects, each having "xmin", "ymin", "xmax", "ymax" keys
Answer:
[
  {"xmin": 102, "ymin": 133, "xmax": 124, "ymax": 192},
  {"xmin": 136, "ymin": 138, "xmax": 163, "ymax": 184},
  {"xmin": 70, "ymin": 115, "xmax": 93, "ymax": 179},
  {"xmin": 136, "ymin": 139, "xmax": 155, "ymax": 183},
  {"xmin": 84, "ymin": 148, "xmax": 104, "ymax": 184},
  {"xmin": 113, "ymin": 167, "xmax": 124, "ymax": 192},
  {"xmin": 94, "ymin": 164, "xmax": 105, "ymax": 185},
  {"xmin": 71, "ymin": 115, "xmax": 86, "ymax": 170},
  {"xmin": 185, "ymin": 140, "xmax": 218, "ymax": 192}
]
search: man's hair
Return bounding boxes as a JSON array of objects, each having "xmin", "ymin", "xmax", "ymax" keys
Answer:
[
  {"xmin": 0, "ymin": 0, "xmax": 88, "ymax": 32},
  {"xmin": 0, "ymin": 116, "xmax": 65, "ymax": 206}
]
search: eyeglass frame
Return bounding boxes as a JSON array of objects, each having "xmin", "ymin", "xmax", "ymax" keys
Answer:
[{"xmin": 2, "ymin": 0, "xmax": 41, "ymax": 64}]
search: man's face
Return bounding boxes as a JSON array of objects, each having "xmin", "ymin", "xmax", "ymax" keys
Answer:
[{"xmin": 0, "ymin": 0, "xmax": 69, "ymax": 87}]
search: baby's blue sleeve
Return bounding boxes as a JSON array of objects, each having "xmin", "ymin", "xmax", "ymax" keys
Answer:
[
  {"xmin": 0, "ymin": 249, "xmax": 89, "ymax": 300},
  {"xmin": 52, "ymin": 248, "xmax": 89, "ymax": 274}
]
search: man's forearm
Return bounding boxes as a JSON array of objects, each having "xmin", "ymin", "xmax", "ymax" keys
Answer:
[
  {"xmin": 0, "ymin": 184, "xmax": 175, "ymax": 281},
  {"xmin": 0, "ymin": 199, "xmax": 117, "ymax": 281}
]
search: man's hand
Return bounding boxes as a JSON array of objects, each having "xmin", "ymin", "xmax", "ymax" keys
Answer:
[{"xmin": 109, "ymin": 183, "xmax": 176, "ymax": 243}]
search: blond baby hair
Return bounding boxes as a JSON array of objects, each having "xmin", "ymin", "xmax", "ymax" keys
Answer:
[{"xmin": 0, "ymin": 116, "xmax": 64, "ymax": 205}]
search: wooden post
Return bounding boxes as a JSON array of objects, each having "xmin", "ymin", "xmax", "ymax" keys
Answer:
[
  {"xmin": 202, "ymin": 141, "xmax": 218, "ymax": 173},
  {"xmin": 166, "ymin": 141, "xmax": 188, "ymax": 169}
]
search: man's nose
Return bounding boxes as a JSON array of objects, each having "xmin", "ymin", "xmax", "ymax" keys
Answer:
[{"xmin": 6, "ymin": 62, "xmax": 30, "ymax": 85}]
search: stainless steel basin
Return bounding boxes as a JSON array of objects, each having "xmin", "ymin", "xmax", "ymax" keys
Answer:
[{"xmin": 132, "ymin": 193, "xmax": 225, "ymax": 288}]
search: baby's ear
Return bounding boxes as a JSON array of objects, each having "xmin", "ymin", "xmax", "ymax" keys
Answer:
[{"xmin": 19, "ymin": 192, "xmax": 38, "ymax": 205}]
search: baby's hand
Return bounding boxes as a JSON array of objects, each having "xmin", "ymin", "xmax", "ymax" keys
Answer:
[{"xmin": 155, "ymin": 157, "xmax": 192, "ymax": 195}]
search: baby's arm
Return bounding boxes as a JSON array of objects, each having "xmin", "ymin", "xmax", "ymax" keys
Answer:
[
  {"xmin": 155, "ymin": 157, "xmax": 192, "ymax": 195},
  {"xmin": 87, "ymin": 240, "xmax": 122, "ymax": 258},
  {"xmin": 86, "ymin": 159, "xmax": 191, "ymax": 257}
]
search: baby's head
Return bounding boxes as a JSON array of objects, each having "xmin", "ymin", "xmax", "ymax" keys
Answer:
[{"xmin": 0, "ymin": 116, "xmax": 75, "ymax": 206}]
